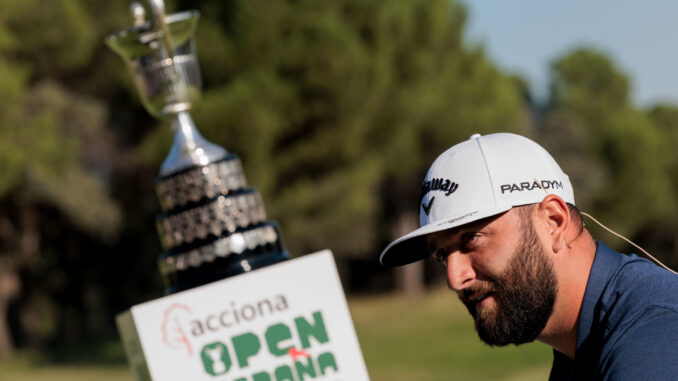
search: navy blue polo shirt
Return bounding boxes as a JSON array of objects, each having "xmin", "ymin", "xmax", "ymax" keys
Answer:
[{"xmin": 549, "ymin": 241, "xmax": 678, "ymax": 380}]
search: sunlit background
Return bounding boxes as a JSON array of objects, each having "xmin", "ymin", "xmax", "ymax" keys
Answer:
[{"xmin": 1, "ymin": 1, "xmax": 678, "ymax": 380}]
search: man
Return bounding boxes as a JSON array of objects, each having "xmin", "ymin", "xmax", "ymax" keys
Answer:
[{"xmin": 380, "ymin": 132, "xmax": 678, "ymax": 380}]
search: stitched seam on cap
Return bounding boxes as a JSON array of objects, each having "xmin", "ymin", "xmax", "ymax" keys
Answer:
[{"xmin": 473, "ymin": 137, "xmax": 499, "ymax": 209}]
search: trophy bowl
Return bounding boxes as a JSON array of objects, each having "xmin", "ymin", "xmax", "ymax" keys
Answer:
[{"xmin": 105, "ymin": 10, "xmax": 202, "ymax": 118}]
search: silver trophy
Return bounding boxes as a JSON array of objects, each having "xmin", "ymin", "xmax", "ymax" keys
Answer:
[{"xmin": 106, "ymin": 0, "xmax": 288, "ymax": 293}]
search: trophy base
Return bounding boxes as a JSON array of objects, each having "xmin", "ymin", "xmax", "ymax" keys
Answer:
[
  {"xmin": 163, "ymin": 251, "xmax": 290, "ymax": 294},
  {"xmin": 159, "ymin": 221, "xmax": 290, "ymax": 294}
]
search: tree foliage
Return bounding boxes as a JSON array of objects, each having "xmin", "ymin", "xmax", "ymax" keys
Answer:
[
  {"xmin": 0, "ymin": 0, "xmax": 124, "ymax": 359},
  {"xmin": 539, "ymin": 48, "xmax": 677, "ymax": 241}
]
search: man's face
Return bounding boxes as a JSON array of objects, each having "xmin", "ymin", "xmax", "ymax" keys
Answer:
[{"xmin": 426, "ymin": 207, "xmax": 558, "ymax": 346}]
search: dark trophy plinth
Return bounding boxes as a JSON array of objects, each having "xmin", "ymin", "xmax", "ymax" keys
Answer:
[{"xmin": 106, "ymin": 0, "xmax": 289, "ymax": 294}]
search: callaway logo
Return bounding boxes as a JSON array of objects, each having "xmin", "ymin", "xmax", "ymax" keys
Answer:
[
  {"xmin": 420, "ymin": 178, "xmax": 459, "ymax": 216},
  {"xmin": 421, "ymin": 178, "xmax": 459, "ymax": 197},
  {"xmin": 421, "ymin": 197, "xmax": 435, "ymax": 216},
  {"xmin": 420, "ymin": 178, "xmax": 458, "ymax": 216},
  {"xmin": 500, "ymin": 180, "xmax": 563, "ymax": 194}
]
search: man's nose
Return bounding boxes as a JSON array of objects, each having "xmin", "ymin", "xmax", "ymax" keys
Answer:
[{"xmin": 446, "ymin": 252, "xmax": 476, "ymax": 291}]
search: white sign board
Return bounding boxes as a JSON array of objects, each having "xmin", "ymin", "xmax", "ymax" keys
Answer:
[{"xmin": 117, "ymin": 250, "xmax": 370, "ymax": 381}]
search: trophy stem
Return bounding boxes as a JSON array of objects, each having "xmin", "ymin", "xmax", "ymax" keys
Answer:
[
  {"xmin": 160, "ymin": 112, "xmax": 228, "ymax": 176},
  {"xmin": 169, "ymin": 110, "xmax": 197, "ymax": 134}
]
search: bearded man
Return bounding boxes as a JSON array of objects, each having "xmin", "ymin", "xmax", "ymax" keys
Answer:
[{"xmin": 380, "ymin": 133, "xmax": 678, "ymax": 380}]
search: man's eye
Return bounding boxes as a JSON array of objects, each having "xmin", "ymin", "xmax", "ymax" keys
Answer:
[
  {"xmin": 461, "ymin": 233, "xmax": 480, "ymax": 249},
  {"xmin": 432, "ymin": 249, "xmax": 448, "ymax": 266}
]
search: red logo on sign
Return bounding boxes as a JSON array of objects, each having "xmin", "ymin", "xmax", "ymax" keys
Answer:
[
  {"xmin": 161, "ymin": 304, "xmax": 193, "ymax": 355},
  {"xmin": 288, "ymin": 347, "xmax": 311, "ymax": 361}
]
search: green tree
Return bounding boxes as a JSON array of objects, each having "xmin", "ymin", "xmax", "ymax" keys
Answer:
[
  {"xmin": 539, "ymin": 48, "xmax": 677, "ymax": 246},
  {"xmin": 642, "ymin": 104, "xmax": 678, "ymax": 268},
  {"xmin": 0, "ymin": 0, "xmax": 123, "ymax": 359}
]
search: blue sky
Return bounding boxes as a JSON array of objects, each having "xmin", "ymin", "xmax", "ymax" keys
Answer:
[{"xmin": 463, "ymin": 0, "xmax": 678, "ymax": 107}]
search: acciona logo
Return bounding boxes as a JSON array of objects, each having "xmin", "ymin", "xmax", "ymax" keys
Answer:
[
  {"xmin": 159, "ymin": 295, "xmax": 341, "ymax": 379},
  {"xmin": 160, "ymin": 295, "xmax": 289, "ymax": 355}
]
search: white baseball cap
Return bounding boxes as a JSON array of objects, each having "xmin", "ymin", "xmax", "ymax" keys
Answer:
[{"xmin": 379, "ymin": 132, "xmax": 575, "ymax": 266}]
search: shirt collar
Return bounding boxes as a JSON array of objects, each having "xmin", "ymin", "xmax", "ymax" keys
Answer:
[{"xmin": 575, "ymin": 241, "xmax": 623, "ymax": 351}]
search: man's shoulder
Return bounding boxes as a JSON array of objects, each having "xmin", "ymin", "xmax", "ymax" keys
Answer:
[
  {"xmin": 597, "ymin": 250, "xmax": 678, "ymax": 336},
  {"xmin": 593, "ymin": 250, "xmax": 678, "ymax": 379},
  {"xmin": 551, "ymin": 244, "xmax": 677, "ymax": 380},
  {"xmin": 603, "ymin": 252, "xmax": 678, "ymax": 311},
  {"xmin": 592, "ymin": 245, "xmax": 678, "ymax": 341},
  {"xmin": 599, "ymin": 306, "xmax": 678, "ymax": 379}
]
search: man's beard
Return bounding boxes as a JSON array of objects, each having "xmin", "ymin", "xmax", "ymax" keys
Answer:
[{"xmin": 461, "ymin": 219, "xmax": 558, "ymax": 346}]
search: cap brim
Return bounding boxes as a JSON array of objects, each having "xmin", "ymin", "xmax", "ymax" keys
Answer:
[{"xmin": 379, "ymin": 206, "xmax": 512, "ymax": 267}]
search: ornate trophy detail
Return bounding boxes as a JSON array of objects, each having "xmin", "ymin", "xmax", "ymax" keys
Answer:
[{"xmin": 106, "ymin": 0, "xmax": 289, "ymax": 294}]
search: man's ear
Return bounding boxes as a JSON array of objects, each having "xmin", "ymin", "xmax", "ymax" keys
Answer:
[{"xmin": 538, "ymin": 195, "xmax": 570, "ymax": 253}]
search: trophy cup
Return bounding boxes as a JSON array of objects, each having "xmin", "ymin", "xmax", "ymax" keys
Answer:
[{"xmin": 106, "ymin": 0, "xmax": 289, "ymax": 294}]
